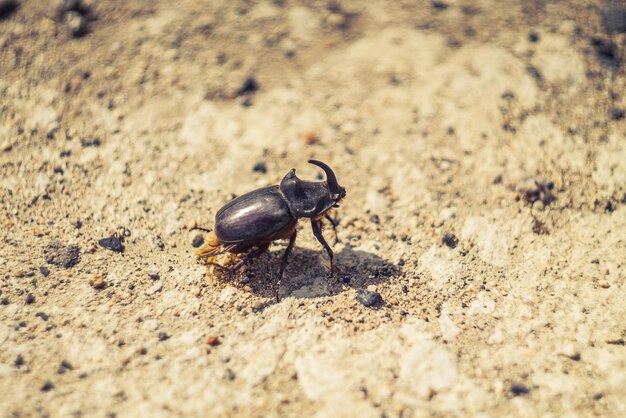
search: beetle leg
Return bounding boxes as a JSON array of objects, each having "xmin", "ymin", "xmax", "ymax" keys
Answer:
[
  {"xmin": 190, "ymin": 226, "xmax": 213, "ymax": 233},
  {"xmin": 227, "ymin": 243, "xmax": 270, "ymax": 278},
  {"xmin": 324, "ymin": 213, "xmax": 339, "ymax": 244},
  {"xmin": 311, "ymin": 219, "xmax": 334, "ymax": 276},
  {"xmin": 279, "ymin": 230, "xmax": 298, "ymax": 278},
  {"xmin": 196, "ymin": 244, "xmax": 237, "ymax": 263}
]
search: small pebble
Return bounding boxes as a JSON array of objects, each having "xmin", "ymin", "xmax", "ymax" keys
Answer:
[
  {"xmin": 64, "ymin": 10, "xmax": 88, "ymax": 37},
  {"xmin": 509, "ymin": 383, "xmax": 530, "ymax": 396},
  {"xmin": 236, "ymin": 75, "xmax": 259, "ymax": 96},
  {"xmin": 442, "ymin": 232, "xmax": 458, "ymax": 249},
  {"xmin": 206, "ymin": 335, "xmax": 221, "ymax": 346},
  {"xmin": 253, "ymin": 162, "xmax": 267, "ymax": 173},
  {"xmin": 1, "ymin": 297, "xmax": 9, "ymax": 305},
  {"xmin": 191, "ymin": 234, "xmax": 204, "ymax": 248},
  {"xmin": 610, "ymin": 107, "xmax": 624, "ymax": 120},
  {"xmin": 89, "ymin": 275, "xmax": 106, "ymax": 290},
  {"xmin": 356, "ymin": 289, "xmax": 383, "ymax": 307},
  {"xmin": 155, "ymin": 235, "xmax": 165, "ymax": 250},
  {"xmin": 39, "ymin": 266, "xmax": 50, "ymax": 277},
  {"xmin": 57, "ymin": 360, "xmax": 73, "ymax": 374},
  {"xmin": 14, "ymin": 354, "xmax": 24, "ymax": 368},
  {"xmin": 0, "ymin": 0, "xmax": 18, "ymax": 18},
  {"xmin": 98, "ymin": 236, "xmax": 124, "ymax": 253},
  {"xmin": 603, "ymin": 7, "xmax": 626, "ymax": 33},
  {"xmin": 147, "ymin": 270, "xmax": 160, "ymax": 280},
  {"xmin": 36, "ymin": 312, "xmax": 49, "ymax": 321},
  {"xmin": 145, "ymin": 282, "xmax": 163, "ymax": 295},
  {"xmin": 25, "ymin": 293, "xmax": 35, "ymax": 305},
  {"xmin": 40, "ymin": 381, "xmax": 54, "ymax": 392},
  {"xmin": 596, "ymin": 279, "xmax": 610, "ymax": 289},
  {"xmin": 158, "ymin": 331, "xmax": 170, "ymax": 341},
  {"xmin": 302, "ymin": 131, "xmax": 319, "ymax": 145}
]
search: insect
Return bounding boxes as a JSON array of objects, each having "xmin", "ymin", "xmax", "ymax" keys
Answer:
[{"xmin": 194, "ymin": 160, "xmax": 346, "ymax": 288}]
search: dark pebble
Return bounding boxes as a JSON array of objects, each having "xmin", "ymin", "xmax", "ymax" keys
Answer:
[
  {"xmin": 253, "ymin": 161, "xmax": 267, "ymax": 173},
  {"xmin": 0, "ymin": 0, "xmax": 18, "ymax": 19},
  {"xmin": 191, "ymin": 234, "xmax": 204, "ymax": 248},
  {"xmin": 509, "ymin": 383, "xmax": 530, "ymax": 396},
  {"xmin": 98, "ymin": 236, "xmax": 124, "ymax": 253},
  {"xmin": 401, "ymin": 285, "xmax": 408, "ymax": 293},
  {"xmin": 528, "ymin": 32, "xmax": 540, "ymax": 42},
  {"xmin": 592, "ymin": 38, "xmax": 618, "ymax": 68},
  {"xmin": 356, "ymin": 289, "xmax": 383, "ymax": 307},
  {"xmin": 40, "ymin": 381, "xmax": 54, "ymax": 392},
  {"xmin": 369, "ymin": 214, "xmax": 380, "ymax": 224},
  {"xmin": 147, "ymin": 271, "xmax": 160, "ymax": 280},
  {"xmin": 137, "ymin": 347, "xmax": 147, "ymax": 355},
  {"xmin": 610, "ymin": 107, "xmax": 624, "ymax": 120},
  {"xmin": 80, "ymin": 137, "xmax": 101, "ymax": 147},
  {"xmin": 25, "ymin": 293, "xmax": 35, "ymax": 305},
  {"xmin": 71, "ymin": 218, "xmax": 82, "ymax": 229},
  {"xmin": 158, "ymin": 331, "xmax": 170, "ymax": 341},
  {"xmin": 603, "ymin": 7, "xmax": 626, "ymax": 33},
  {"xmin": 57, "ymin": 360, "xmax": 73, "ymax": 374},
  {"xmin": 39, "ymin": 266, "xmax": 50, "ymax": 277},
  {"xmin": 1, "ymin": 297, "xmax": 9, "ymax": 305},
  {"xmin": 44, "ymin": 241, "xmax": 80, "ymax": 268},
  {"xmin": 36, "ymin": 312, "xmax": 49, "ymax": 321},
  {"xmin": 432, "ymin": 1, "xmax": 448, "ymax": 10},
  {"xmin": 236, "ymin": 76, "xmax": 259, "ymax": 96},
  {"xmin": 14, "ymin": 354, "xmax": 24, "ymax": 368},
  {"xmin": 593, "ymin": 392, "xmax": 604, "ymax": 400},
  {"xmin": 527, "ymin": 65, "xmax": 542, "ymax": 81},
  {"xmin": 155, "ymin": 235, "xmax": 165, "ymax": 250},
  {"xmin": 442, "ymin": 232, "xmax": 458, "ymax": 249},
  {"xmin": 53, "ymin": 166, "xmax": 64, "ymax": 174}
]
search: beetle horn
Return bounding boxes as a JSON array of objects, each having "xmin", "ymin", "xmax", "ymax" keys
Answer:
[{"xmin": 308, "ymin": 160, "xmax": 343, "ymax": 195}]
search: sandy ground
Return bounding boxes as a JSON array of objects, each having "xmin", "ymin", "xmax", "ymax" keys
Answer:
[{"xmin": 1, "ymin": 0, "xmax": 625, "ymax": 417}]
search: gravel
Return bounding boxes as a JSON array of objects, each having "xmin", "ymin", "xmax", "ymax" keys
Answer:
[
  {"xmin": 356, "ymin": 289, "xmax": 383, "ymax": 307},
  {"xmin": 44, "ymin": 241, "xmax": 80, "ymax": 268}
]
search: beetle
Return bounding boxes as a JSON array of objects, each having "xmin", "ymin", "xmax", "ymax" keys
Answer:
[{"xmin": 194, "ymin": 160, "xmax": 346, "ymax": 286}]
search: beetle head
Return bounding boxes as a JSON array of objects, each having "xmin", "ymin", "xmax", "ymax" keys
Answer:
[{"xmin": 280, "ymin": 160, "xmax": 346, "ymax": 218}]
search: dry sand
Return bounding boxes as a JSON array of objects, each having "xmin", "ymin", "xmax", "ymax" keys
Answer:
[{"xmin": 1, "ymin": 0, "xmax": 625, "ymax": 417}]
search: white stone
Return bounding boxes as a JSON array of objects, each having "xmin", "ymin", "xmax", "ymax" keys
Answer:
[
  {"xmin": 467, "ymin": 292, "xmax": 496, "ymax": 316},
  {"xmin": 219, "ymin": 286, "xmax": 239, "ymax": 305},
  {"xmin": 419, "ymin": 245, "xmax": 460, "ymax": 289},
  {"xmin": 461, "ymin": 217, "xmax": 509, "ymax": 267}
]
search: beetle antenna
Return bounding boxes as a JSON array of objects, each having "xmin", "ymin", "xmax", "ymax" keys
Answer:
[{"xmin": 308, "ymin": 160, "xmax": 343, "ymax": 195}]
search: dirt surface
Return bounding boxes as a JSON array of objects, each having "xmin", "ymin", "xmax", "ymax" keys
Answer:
[{"xmin": 1, "ymin": 0, "xmax": 626, "ymax": 417}]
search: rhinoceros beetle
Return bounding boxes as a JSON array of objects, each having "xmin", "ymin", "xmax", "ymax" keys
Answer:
[{"xmin": 195, "ymin": 160, "xmax": 346, "ymax": 285}]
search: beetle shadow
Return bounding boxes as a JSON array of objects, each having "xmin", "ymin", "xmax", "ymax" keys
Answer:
[{"xmin": 236, "ymin": 243, "xmax": 402, "ymax": 300}]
